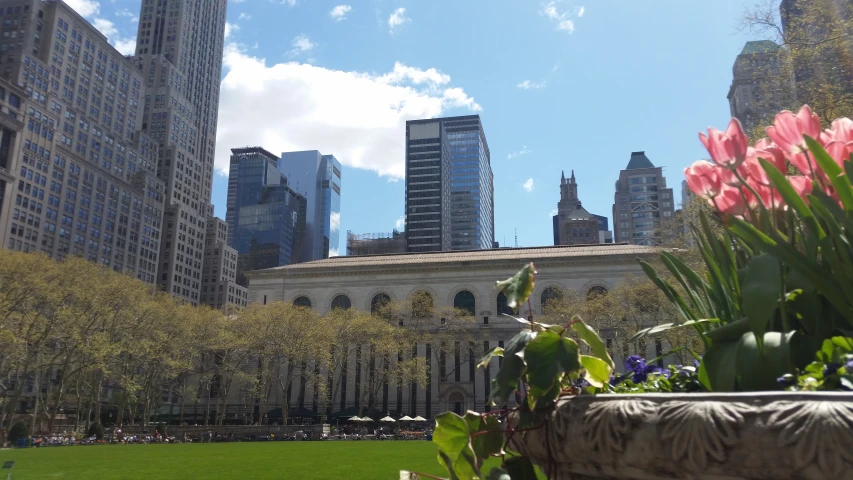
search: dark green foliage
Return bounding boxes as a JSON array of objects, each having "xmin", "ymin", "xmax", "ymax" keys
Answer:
[
  {"xmin": 87, "ymin": 422, "xmax": 105, "ymax": 440},
  {"xmin": 8, "ymin": 422, "xmax": 28, "ymax": 442}
]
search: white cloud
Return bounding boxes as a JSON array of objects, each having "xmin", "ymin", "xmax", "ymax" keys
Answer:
[
  {"xmin": 508, "ymin": 146, "xmax": 531, "ymax": 159},
  {"xmin": 517, "ymin": 79, "xmax": 546, "ymax": 90},
  {"xmin": 552, "ymin": 61, "xmax": 561, "ymax": 72},
  {"xmin": 330, "ymin": 5, "xmax": 352, "ymax": 21},
  {"xmin": 523, "ymin": 178, "xmax": 535, "ymax": 192},
  {"xmin": 115, "ymin": 9, "xmax": 134, "ymax": 18},
  {"xmin": 64, "ymin": 0, "xmax": 100, "ymax": 18},
  {"xmin": 113, "ymin": 37, "xmax": 136, "ymax": 56},
  {"xmin": 328, "ymin": 248, "xmax": 340, "ymax": 258},
  {"xmin": 224, "ymin": 22, "xmax": 239, "ymax": 39},
  {"xmin": 291, "ymin": 35, "xmax": 315, "ymax": 55},
  {"xmin": 388, "ymin": 8, "xmax": 410, "ymax": 33},
  {"xmin": 578, "ymin": 6, "xmax": 585, "ymax": 17},
  {"xmin": 395, "ymin": 216, "xmax": 406, "ymax": 230},
  {"xmin": 543, "ymin": 1, "xmax": 576, "ymax": 32},
  {"xmin": 549, "ymin": 209, "xmax": 558, "ymax": 218},
  {"xmin": 274, "ymin": 0, "xmax": 298, "ymax": 6},
  {"xmin": 330, "ymin": 212, "xmax": 341, "ymax": 233},
  {"xmin": 92, "ymin": 18, "xmax": 135, "ymax": 56},
  {"xmin": 379, "ymin": 62, "xmax": 450, "ymax": 87},
  {"xmin": 215, "ymin": 44, "xmax": 482, "ymax": 180},
  {"xmin": 238, "ymin": 12, "xmax": 252, "ymax": 20}
]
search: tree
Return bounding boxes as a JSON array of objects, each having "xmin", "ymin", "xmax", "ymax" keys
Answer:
[{"xmin": 737, "ymin": 0, "xmax": 853, "ymax": 134}]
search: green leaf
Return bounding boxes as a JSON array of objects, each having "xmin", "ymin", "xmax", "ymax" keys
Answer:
[
  {"xmin": 760, "ymin": 157, "xmax": 824, "ymax": 242},
  {"xmin": 735, "ymin": 331, "xmax": 795, "ymax": 391},
  {"xmin": 571, "ymin": 316, "xmax": 615, "ymax": 369},
  {"xmin": 463, "ymin": 412, "xmax": 503, "ymax": 466},
  {"xmin": 484, "ymin": 468, "xmax": 511, "ymax": 480},
  {"xmin": 504, "ymin": 330, "xmax": 534, "ymax": 357},
  {"xmin": 523, "ymin": 331, "xmax": 562, "ymax": 391},
  {"xmin": 580, "ymin": 355, "xmax": 612, "ymax": 388},
  {"xmin": 434, "ymin": 412, "xmax": 478, "ymax": 480},
  {"xmin": 490, "ymin": 353, "xmax": 525, "ymax": 405},
  {"xmin": 805, "ymin": 136, "xmax": 853, "ymax": 211},
  {"xmin": 704, "ymin": 317, "xmax": 751, "ymax": 344},
  {"xmin": 503, "ymin": 457, "xmax": 538, "ymax": 480},
  {"xmin": 495, "ymin": 263, "xmax": 536, "ymax": 310},
  {"xmin": 557, "ymin": 337, "xmax": 581, "ymax": 374},
  {"xmin": 701, "ymin": 340, "xmax": 739, "ymax": 392},
  {"xmin": 741, "ymin": 254, "xmax": 781, "ymax": 348},
  {"xmin": 630, "ymin": 319, "xmax": 720, "ymax": 342},
  {"xmin": 478, "ymin": 347, "xmax": 504, "ymax": 370}
]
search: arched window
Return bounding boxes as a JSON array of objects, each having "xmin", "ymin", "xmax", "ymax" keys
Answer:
[
  {"xmin": 572, "ymin": 228, "xmax": 577, "ymax": 237},
  {"xmin": 496, "ymin": 292, "xmax": 514, "ymax": 316},
  {"xmin": 586, "ymin": 227, "xmax": 591, "ymax": 236},
  {"xmin": 411, "ymin": 291, "xmax": 433, "ymax": 318},
  {"xmin": 371, "ymin": 293, "xmax": 391, "ymax": 316},
  {"xmin": 587, "ymin": 286, "xmax": 608, "ymax": 300},
  {"xmin": 293, "ymin": 296, "xmax": 312, "ymax": 308},
  {"xmin": 331, "ymin": 294, "xmax": 352, "ymax": 311},
  {"xmin": 453, "ymin": 290, "xmax": 475, "ymax": 316},
  {"xmin": 541, "ymin": 287, "xmax": 564, "ymax": 312}
]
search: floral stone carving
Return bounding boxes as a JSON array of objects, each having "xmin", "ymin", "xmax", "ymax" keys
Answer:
[{"xmin": 507, "ymin": 392, "xmax": 853, "ymax": 480}]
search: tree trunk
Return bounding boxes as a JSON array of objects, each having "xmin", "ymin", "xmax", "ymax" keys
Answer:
[{"xmin": 28, "ymin": 370, "xmax": 41, "ymax": 434}]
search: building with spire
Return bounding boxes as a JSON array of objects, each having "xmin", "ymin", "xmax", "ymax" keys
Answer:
[
  {"xmin": 727, "ymin": 40, "xmax": 793, "ymax": 135},
  {"xmin": 612, "ymin": 152, "xmax": 675, "ymax": 246},
  {"xmin": 552, "ymin": 170, "xmax": 606, "ymax": 245}
]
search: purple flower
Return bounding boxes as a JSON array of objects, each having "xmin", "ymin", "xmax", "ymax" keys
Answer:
[
  {"xmin": 694, "ymin": 359, "xmax": 701, "ymax": 368},
  {"xmin": 824, "ymin": 362, "xmax": 841, "ymax": 377},
  {"xmin": 625, "ymin": 355, "xmax": 648, "ymax": 383},
  {"xmin": 777, "ymin": 374, "xmax": 796, "ymax": 387},
  {"xmin": 846, "ymin": 359, "xmax": 853, "ymax": 372}
]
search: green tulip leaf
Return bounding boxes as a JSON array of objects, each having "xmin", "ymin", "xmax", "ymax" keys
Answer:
[{"xmin": 496, "ymin": 263, "xmax": 536, "ymax": 310}]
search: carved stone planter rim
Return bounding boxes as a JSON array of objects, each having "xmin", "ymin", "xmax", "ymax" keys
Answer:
[{"xmin": 509, "ymin": 391, "xmax": 853, "ymax": 480}]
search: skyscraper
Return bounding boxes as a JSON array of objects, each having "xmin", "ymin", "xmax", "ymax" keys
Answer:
[
  {"xmin": 552, "ymin": 170, "xmax": 602, "ymax": 246},
  {"xmin": 226, "ymin": 147, "xmax": 306, "ymax": 285},
  {"xmin": 405, "ymin": 119, "xmax": 451, "ymax": 252},
  {"xmin": 133, "ymin": 0, "xmax": 228, "ymax": 303},
  {"xmin": 0, "ymin": 1, "xmax": 164, "ymax": 283},
  {"xmin": 612, "ymin": 152, "xmax": 675, "ymax": 246},
  {"xmin": 727, "ymin": 41, "xmax": 794, "ymax": 135},
  {"xmin": 277, "ymin": 150, "xmax": 341, "ymax": 262},
  {"xmin": 200, "ymin": 216, "xmax": 247, "ymax": 312},
  {"xmin": 405, "ymin": 115, "xmax": 493, "ymax": 252}
]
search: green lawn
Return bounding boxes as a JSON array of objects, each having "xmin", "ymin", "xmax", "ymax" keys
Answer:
[{"xmin": 0, "ymin": 441, "xmax": 504, "ymax": 479}]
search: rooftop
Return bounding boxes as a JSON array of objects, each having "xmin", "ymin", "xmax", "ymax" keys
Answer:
[
  {"xmin": 247, "ymin": 243, "xmax": 656, "ymax": 275},
  {"xmin": 626, "ymin": 151, "xmax": 656, "ymax": 170},
  {"xmin": 740, "ymin": 40, "xmax": 780, "ymax": 55}
]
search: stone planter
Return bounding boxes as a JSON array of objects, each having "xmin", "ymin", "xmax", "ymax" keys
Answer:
[{"xmin": 507, "ymin": 392, "xmax": 853, "ymax": 480}]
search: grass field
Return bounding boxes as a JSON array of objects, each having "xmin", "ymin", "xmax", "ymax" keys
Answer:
[{"xmin": 0, "ymin": 441, "xmax": 510, "ymax": 479}]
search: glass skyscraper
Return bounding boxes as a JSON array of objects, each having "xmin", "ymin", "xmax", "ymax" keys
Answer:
[
  {"xmin": 226, "ymin": 147, "xmax": 306, "ymax": 285},
  {"xmin": 405, "ymin": 115, "xmax": 493, "ymax": 252},
  {"xmin": 278, "ymin": 151, "xmax": 342, "ymax": 262}
]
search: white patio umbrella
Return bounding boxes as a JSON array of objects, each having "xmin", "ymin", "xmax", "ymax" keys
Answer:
[
  {"xmin": 412, "ymin": 416, "xmax": 428, "ymax": 422},
  {"xmin": 347, "ymin": 416, "xmax": 363, "ymax": 422},
  {"xmin": 398, "ymin": 415, "xmax": 414, "ymax": 421},
  {"xmin": 379, "ymin": 416, "xmax": 396, "ymax": 422}
]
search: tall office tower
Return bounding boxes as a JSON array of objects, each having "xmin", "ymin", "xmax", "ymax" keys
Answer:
[
  {"xmin": 441, "ymin": 115, "xmax": 493, "ymax": 251},
  {"xmin": 277, "ymin": 150, "xmax": 341, "ymax": 262},
  {"xmin": 727, "ymin": 41, "xmax": 794, "ymax": 135},
  {"xmin": 226, "ymin": 147, "xmax": 306, "ymax": 285},
  {"xmin": 612, "ymin": 152, "xmax": 675, "ymax": 246},
  {"xmin": 200, "ymin": 216, "xmax": 247, "ymax": 312},
  {"xmin": 404, "ymin": 119, "xmax": 451, "ymax": 252},
  {"xmin": 552, "ymin": 170, "xmax": 601, "ymax": 246},
  {"xmin": 133, "ymin": 0, "xmax": 227, "ymax": 303},
  {"xmin": 0, "ymin": 1, "xmax": 164, "ymax": 283}
]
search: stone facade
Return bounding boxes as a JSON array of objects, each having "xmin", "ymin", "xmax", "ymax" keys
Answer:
[
  {"xmin": 555, "ymin": 171, "xmax": 602, "ymax": 246},
  {"xmin": 244, "ymin": 244, "xmax": 656, "ymax": 420},
  {"xmin": 200, "ymin": 216, "xmax": 247, "ymax": 312}
]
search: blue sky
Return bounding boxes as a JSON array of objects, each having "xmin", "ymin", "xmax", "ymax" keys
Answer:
[{"xmin": 73, "ymin": 0, "xmax": 762, "ymax": 251}]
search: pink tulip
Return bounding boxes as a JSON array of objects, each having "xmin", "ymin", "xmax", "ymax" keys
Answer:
[
  {"xmin": 699, "ymin": 118, "xmax": 749, "ymax": 168},
  {"xmin": 684, "ymin": 161, "xmax": 722, "ymax": 199},
  {"xmin": 788, "ymin": 176, "xmax": 813, "ymax": 201},
  {"xmin": 754, "ymin": 139, "xmax": 786, "ymax": 172},
  {"xmin": 825, "ymin": 118, "xmax": 853, "ymax": 144},
  {"xmin": 715, "ymin": 184, "xmax": 747, "ymax": 216},
  {"xmin": 825, "ymin": 141, "xmax": 852, "ymax": 167},
  {"xmin": 766, "ymin": 105, "xmax": 823, "ymax": 157}
]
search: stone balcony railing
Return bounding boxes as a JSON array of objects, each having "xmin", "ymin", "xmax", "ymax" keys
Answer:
[{"xmin": 508, "ymin": 392, "xmax": 853, "ymax": 480}]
